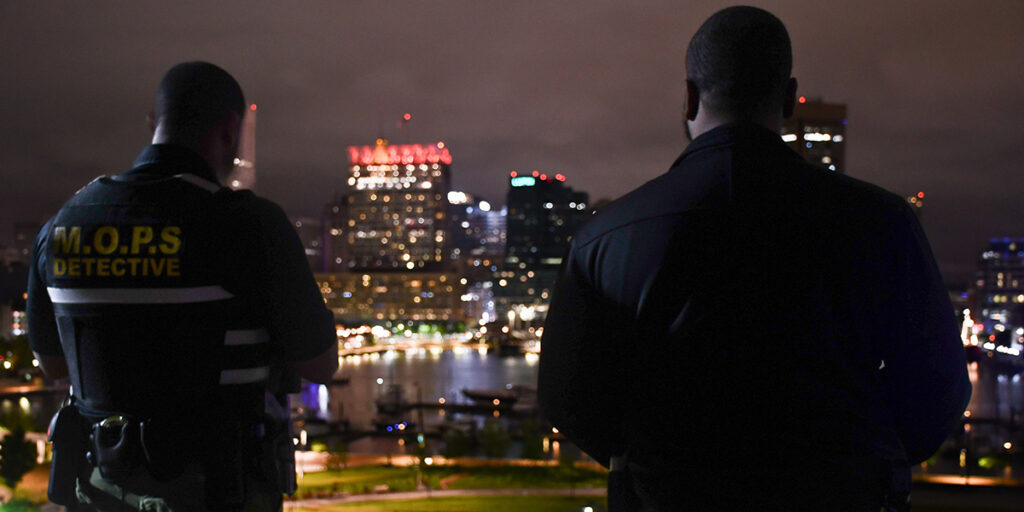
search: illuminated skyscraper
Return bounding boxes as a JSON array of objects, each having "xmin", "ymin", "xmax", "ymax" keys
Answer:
[
  {"xmin": 494, "ymin": 171, "xmax": 589, "ymax": 321},
  {"xmin": 505, "ymin": 171, "xmax": 588, "ymax": 269},
  {"xmin": 782, "ymin": 98, "xmax": 847, "ymax": 173},
  {"xmin": 344, "ymin": 138, "xmax": 452, "ymax": 271},
  {"xmin": 228, "ymin": 104, "xmax": 258, "ymax": 190},
  {"xmin": 973, "ymin": 238, "xmax": 1024, "ymax": 336}
]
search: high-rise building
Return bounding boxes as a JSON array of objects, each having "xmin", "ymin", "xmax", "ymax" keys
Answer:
[
  {"xmin": 344, "ymin": 138, "xmax": 452, "ymax": 271},
  {"xmin": 322, "ymin": 193, "xmax": 350, "ymax": 273},
  {"xmin": 494, "ymin": 171, "xmax": 589, "ymax": 321},
  {"xmin": 292, "ymin": 216, "xmax": 324, "ymax": 272},
  {"xmin": 782, "ymin": 98, "xmax": 847, "ymax": 173},
  {"xmin": 228, "ymin": 104, "xmax": 258, "ymax": 190},
  {"xmin": 447, "ymin": 191, "xmax": 506, "ymax": 267},
  {"xmin": 505, "ymin": 171, "xmax": 588, "ymax": 269},
  {"xmin": 972, "ymin": 238, "xmax": 1024, "ymax": 339},
  {"xmin": 316, "ymin": 272, "xmax": 468, "ymax": 325}
]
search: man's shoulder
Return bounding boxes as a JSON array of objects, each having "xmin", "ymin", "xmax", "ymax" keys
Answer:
[
  {"xmin": 573, "ymin": 149, "xmax": 908, "ymax": 249},
  {"xmin": 573, "ymin": 174, "xmax": 683, "ymax": 247}
]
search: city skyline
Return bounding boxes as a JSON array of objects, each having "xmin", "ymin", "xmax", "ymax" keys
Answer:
[{"xmin": 1, "ymin": 1, "xmax": 1022, "ymax": 284}]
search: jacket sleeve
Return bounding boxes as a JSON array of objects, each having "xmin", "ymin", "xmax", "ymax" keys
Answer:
[
  {"xmin": 884, "ymin": 203, "xmax": 972, "ymax": 464},
  {"xmin": 538, "ymin": 240, "xmax": 626, "ymax": 467},
  {"xmin": 252, "ymin": 198, "xmax": 337, "ymax": 362},
  {"xmin": 27, "ymin": 219, "xmax": 63, "ymax": 356}
]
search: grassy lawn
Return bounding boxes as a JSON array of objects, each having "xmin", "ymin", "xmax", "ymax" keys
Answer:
[
  {"xmin": 295, "ymin": 465, "xmax": 606, "ymax": 498},
  {"xmin": 297, "ymin": 466, "xmax": 459, "ymax": 496},
  {"xmin": 445, "ymin": 466, "xmax": 606, "ymax": 490},
  {"xmin": 289, "ymin": 495, "xmax": 606, "ymax": 512}
]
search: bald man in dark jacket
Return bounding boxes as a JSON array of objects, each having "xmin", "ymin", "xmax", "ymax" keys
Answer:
[{"xmin": 538, "ymin": 7, "xmax": 971, "ymax": 511}]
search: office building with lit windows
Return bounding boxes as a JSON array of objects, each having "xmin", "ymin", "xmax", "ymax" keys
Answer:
[
  {"xmin": 782, "ymin": 99, "xmax": 846, "ymax": 173},
  {"xmin": 322, "ymin": 193, "xmax": 350, "ymax": 273},
  {"xmin": 972, "ymin": 238, "xmax": 1024, "ymax": 341},
  {"xmin": 447, "ymin": 191, "xmax": 506, "ymax": 276},
  {"xmin": 494, "ymin": 171, "xmax": 589, "ymax": 320},
  {"xmin": 292, "ymin": 216, "xmax": 324, "ymax": 273},
  {"xmin": 0, "ymin": 263, "xmax": 28, "ymax": 337},
  {"xmin": 315, "ymin": 272, "xmax": 468, "ymax": 325},
  {"xmin": 344, "ymin": 139, "xmax": 452, "ymax": 271}
]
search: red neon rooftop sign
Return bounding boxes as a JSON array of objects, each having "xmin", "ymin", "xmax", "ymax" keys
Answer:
[{"xmin": 348, "ymin": 142, "xmax": 452, "ymax": 166}]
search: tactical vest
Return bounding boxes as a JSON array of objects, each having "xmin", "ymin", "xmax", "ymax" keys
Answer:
[{"xmin": 43, "ymin": 172, "xmax": 270, "ymax": 422}]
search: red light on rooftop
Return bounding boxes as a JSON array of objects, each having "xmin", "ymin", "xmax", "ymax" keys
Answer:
[
  {"xmin": 798, "ymin": 96, "xmax": 806, "ymax": 104},
  {"xmin": 917, "ymin": 191, "xmax": 925, "ymax": 199},
  {"xmin": 347, "ymin": 143, "xmax": 453, "ymax": 165},
  {"xmin": 555, "ymin": 173, "xmax": 565, "ymax": 181},
  {"xmin": 540, "ymin": 174, "xmax": 548, "ymax": 181},
  {"xmin": 531, "ymin": 170, "xmax": 539, "ymax": 177},
  {"xmin": 250, "ymin": 104, "xmax": 258, "ymax": 111},
  {"xmin": 510, "ymin": 171, "xmax": 518, "ymax": 177},
  {"xmin": 403, "ymin": 113, "xmax": 412, "ymax": 121}
]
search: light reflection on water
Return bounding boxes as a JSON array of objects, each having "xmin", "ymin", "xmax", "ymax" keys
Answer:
[{"xmin": 313, "ymin": 349, "xmax": 538, "ymax": 429}]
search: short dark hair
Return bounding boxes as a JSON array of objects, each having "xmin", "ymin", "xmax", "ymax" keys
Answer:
[
  {"xmin": 685, "ymin": 6, "xmax": 792, "ymax": 117},
  {"xmin": 155, "ymin": 61, "xmax": 245, "ymax": 136}
]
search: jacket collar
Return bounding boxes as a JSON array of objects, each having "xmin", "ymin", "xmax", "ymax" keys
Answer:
[
  {"xmin": 127, "ymin": 144, "xmax": 221, "ymax": 185},
  {"xmin": 670, "ymin": 121, "xmax": 799, "ymax": 168}
]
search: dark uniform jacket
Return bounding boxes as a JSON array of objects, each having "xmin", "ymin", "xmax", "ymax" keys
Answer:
[
  {"xmin": 28, "ymin": 144, "xmax": 335, "ymax": 417},
  {"xmin": 538, "ymin": 123, "xmax": 971, "ymax": 510}
]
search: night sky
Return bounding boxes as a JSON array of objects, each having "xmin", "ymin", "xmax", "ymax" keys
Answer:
[{"xmin": 1, "ymin": 1, "xmax": 1021, "ymax": 283}]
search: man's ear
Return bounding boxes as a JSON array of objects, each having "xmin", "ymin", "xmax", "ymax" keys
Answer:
[
  {"xmin": 782, "ymin": 77, "xmax": 798, "ymax": 119},
  {"xmin": 684, "ymin": 80, "xmax": 700, "ymax": 121}
]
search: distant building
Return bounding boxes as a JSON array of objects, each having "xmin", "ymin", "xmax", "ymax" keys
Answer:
[
  {"xmin": 447, "ymin": 191, "xmax": 506, "ymax": 281},
  {"xmin": 344, "ymin": 139, "xmax": 452, "ymax": 271},
  {"xmin": 972, "ymin": 238, "xmax": 1024, "ymax": 339},
  {"xmin": 316, "ymin": 272, "xmax": 468, "ymax": 325},
  {"xmin": 13, "ymin": 222, "xmax": 41, "ymax": 263},
  {"xmin": 782, "ymin": 98, "xmax": 847, "ymax": 173},
  {"xmin": 322, "ymin": 193, "xmax": 349, "ymax": 273},
  {"xmin": 0, "ymin": 262, "xmax": 28, "ymax": 337},
  {"xmin": 504, "ymin": 171, "xmax": 588, "ymax": 269},
  {"xmin": 495, "ymin": 171, "xmax": 589, "ymax": 321},
  {"xmin": 292, "ymin": 216, "xmax": 323, "ymax": 272},
  {"xmin": 227, "ymin": 104, "xmax": 257, "ymax": 190}
]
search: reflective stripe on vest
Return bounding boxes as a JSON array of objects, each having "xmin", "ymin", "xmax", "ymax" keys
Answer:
[
  {"xmin": 47, "ymin": 286, "xmax": 234, "ymax": 304},
  {"xmin": 219, "ymin": 366, "xmax": 270, "ymax": 385},
  {"xmin": 224, "ymin": 329, "xmax": 270, "ymax": 346}
]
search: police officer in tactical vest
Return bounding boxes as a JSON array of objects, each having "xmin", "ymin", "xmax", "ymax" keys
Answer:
[{"xmin": 27, "ymin": 62, "xmax": 339, "ymax": 511}]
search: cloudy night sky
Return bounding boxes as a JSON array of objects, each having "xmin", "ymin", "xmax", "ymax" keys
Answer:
[{"xmin": 1, "ymin": 0, "xmax": 1021, "ymax": 284}]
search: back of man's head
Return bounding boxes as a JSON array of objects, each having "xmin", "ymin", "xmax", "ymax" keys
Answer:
[
  {"xmin": 686, "ymin": 6, "xmax": 792, "ymax": 119},
  {"xmin": 154, "ymin": 61, "xmax": 245, "ymax": 140}
]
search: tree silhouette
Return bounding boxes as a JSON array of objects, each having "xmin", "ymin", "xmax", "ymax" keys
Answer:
[{"xmin": 0, "ymin": 428, "xmax": 37, "ymax": 491}]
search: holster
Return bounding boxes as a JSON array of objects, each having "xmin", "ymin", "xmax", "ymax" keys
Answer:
[
  {"xmin": 47, "ymin": 402, "xmax": 86, "ymax": 506},
  {"xmin": 89, "ymin": 416, "xmax": 141, "ymax": 484},
  {"xmin": 260, "ymin": 392, "xmax": 297, "ymax": 496}
]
